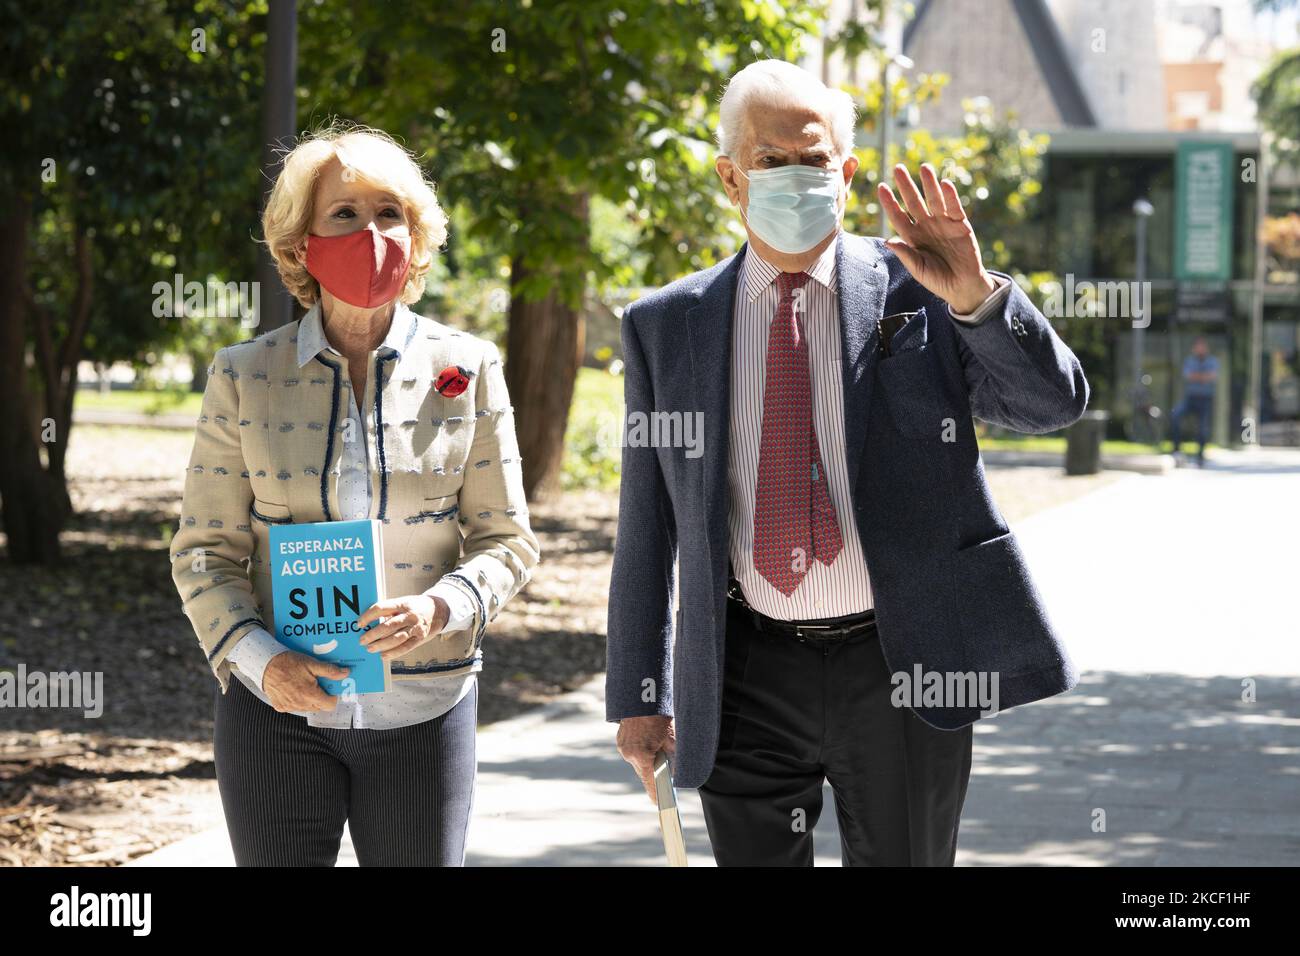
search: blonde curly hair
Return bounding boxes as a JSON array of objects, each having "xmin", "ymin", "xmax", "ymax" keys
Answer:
[{"xmin": 261, "ymin": 124, "xmax": 449, "ymax": 308}]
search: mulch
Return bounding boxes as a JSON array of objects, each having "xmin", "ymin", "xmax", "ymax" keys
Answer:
[{"xmin": 0, "ymin": 425, "xmax": 616, "ymax": 865}]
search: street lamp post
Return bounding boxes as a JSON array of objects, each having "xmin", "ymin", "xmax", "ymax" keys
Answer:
[
  {"xmin": 1246, "ymin": 134, "xmax": 1270, "ymax": 448},
  {"xmin": 1133, "ymin": 198, "xmax": 1154, "ymax": 405}
]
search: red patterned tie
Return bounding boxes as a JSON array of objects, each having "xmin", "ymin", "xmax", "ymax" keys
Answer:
[{"xmin": 753, "ymin": 271, "xmax": 843, "ymax": 596}]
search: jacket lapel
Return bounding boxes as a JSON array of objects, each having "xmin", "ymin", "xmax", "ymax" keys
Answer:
[
  {"xmin": 684, "ymin": 249, "xmax": 744, "ymax": 584},
  {"xmin": 836, "ymin": 233, "xmax": 889, "ymax": 491}
]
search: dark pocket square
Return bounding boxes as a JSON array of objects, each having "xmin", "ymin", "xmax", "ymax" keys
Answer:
[{"xmin": 879, "ymin": 307, "xmax": 928, "ymax": 357}]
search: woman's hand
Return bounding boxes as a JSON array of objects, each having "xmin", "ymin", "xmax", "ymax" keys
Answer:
[
  {"xmin": 263, "ymin": 652, "xmax": 351, "ymax": 713},
  {"xmin": 356, "ymin": 594, "xmax": 452, "ymax": 662}
]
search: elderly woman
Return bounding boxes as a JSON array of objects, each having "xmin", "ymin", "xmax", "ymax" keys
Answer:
[{"xmin": 169, "ymin": 126, "xmax": 538, "ymax": 866}]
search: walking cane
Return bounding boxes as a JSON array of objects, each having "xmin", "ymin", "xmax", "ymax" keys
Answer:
[{"xmin": 653, "ymin": 749, "xmax": 688, "ymax": 867}]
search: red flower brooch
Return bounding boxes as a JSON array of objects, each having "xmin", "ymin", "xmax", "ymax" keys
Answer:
[{"xmin": 435, "ymin": 365, "xmax": 473, "ymax": 398}]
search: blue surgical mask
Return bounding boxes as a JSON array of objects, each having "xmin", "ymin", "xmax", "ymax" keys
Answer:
[{"xmin": 736, "ymin": 164, "xmax": 843, "ymax": 254}]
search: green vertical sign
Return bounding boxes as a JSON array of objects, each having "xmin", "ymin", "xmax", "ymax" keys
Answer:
[{"xmin": 1174, "ymin": 141, "xmax": 1235, "ymax": 281}]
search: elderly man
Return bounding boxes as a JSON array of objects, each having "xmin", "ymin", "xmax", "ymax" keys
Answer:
[{"xmin": 606, "ymin": 59, "xmax": 1089, "ymax": 866}]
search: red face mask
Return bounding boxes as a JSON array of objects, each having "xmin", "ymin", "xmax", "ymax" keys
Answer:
[{"xmin": 304, "ymin": 224, "xmax": 412, "ymax": 308}]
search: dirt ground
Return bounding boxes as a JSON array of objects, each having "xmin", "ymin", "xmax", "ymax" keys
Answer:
[{"xmin": 0, "ymin": 425, "xmax": 1118, "ymax": 865}]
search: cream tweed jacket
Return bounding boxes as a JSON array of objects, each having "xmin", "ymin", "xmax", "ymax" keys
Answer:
[{"xmin": 169, "ymin": 304, "xmax": 540, "ymax": 694}]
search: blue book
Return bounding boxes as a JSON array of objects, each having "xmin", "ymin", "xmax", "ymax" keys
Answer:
[{"xmin": 267, "ymin": 518, "xmax": 391, "ymax": 696}]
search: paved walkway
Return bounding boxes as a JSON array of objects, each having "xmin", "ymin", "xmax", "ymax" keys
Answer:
[{"xmin": 130, "ymin": 448, "xmax": 1300, "ymax": 866}]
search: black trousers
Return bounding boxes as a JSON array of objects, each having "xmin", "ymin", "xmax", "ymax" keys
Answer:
[
  {"xmin": 699, "ymin": 601, "xmax": 973, "ymax": 866},
  {"xmin": 213, "ymin": 675, "xmax": 477, "ymax": 866}
]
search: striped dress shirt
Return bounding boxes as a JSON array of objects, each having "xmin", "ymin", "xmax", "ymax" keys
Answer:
[{"xmin": 727, "ymin": 232, "xmax": 1009, "ymax": 621}]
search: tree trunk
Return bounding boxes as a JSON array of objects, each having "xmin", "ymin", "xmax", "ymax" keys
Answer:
[
  {"xmin": 30, "ymin": 223, "xmax": 92, "ymax": 508},
  {"xmin": 0, "ymin": 194, "xmax": 66, "ymax": 564},
  {"xmin": 505, "ymin": 195, "xmax": 588, "ymax": 500},
  {"xmin": 188, "ymin": 348, "xmax": 209, "ymax": 393}
]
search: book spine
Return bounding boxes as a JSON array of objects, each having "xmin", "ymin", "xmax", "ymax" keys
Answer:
[{"xmin": 372, "ymin": 519, "xmax": 392, "ymax": 693}]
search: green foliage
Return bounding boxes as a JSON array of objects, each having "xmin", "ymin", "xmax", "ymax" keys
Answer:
[
  {"xmin": 562, "ymin": 366, "xmax": 625, "ymax": 491},
  {"xmin": 2, "ymin": 0, "xmax": 267, "ymax": 364},
  {"xmin": 976, "ymin": 434, "xmax": 1212, "ymax": 456},
  {"xmin": 75, "ymin": 388, "xmax": 204, "ymax": 416},
  {"xmin": 11, "ymin": 0, "xmax": 1071, "ymax": 450},
  {"xmin": 844, "ymin": 94, "xmax": 1051, "ymax": 272},
  {"xmin": 822, "ymin": 14, "xmax": 1049, "ymax": 262},
  {"xmin": 296, "ymin": 0, "xmax": 833, "ymax": 315},
  {"xmin": 1253, "ymin": 46, "xmax": 1300, "ymax": 153},
  {"xmin": 1011, "ymin": 269, "xmax": 1111, "ymax": 407}
]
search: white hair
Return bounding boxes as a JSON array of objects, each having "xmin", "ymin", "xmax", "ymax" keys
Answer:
[{"xmin": 717, "ymin": 59, "xmax": 857, "ymax": 158}]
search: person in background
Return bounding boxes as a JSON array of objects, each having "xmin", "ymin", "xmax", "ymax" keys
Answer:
[{"xmin": 1168, "ymin": 336, "xmax": 1218, "ymax": 466}]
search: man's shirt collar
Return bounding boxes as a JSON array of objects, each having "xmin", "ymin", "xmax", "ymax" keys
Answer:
[
  {"xmin": 741, "ymin": 230, "xmax": 840, "ymax": 303},
  {"xmin": 297, "ymin": 301, "xmax": 415, "ymax": 368}
]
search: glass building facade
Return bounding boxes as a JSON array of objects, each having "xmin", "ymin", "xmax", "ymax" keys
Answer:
[{"xmin": 1006, "ymin": 131, "xmax": 1298, "ymax": 447}]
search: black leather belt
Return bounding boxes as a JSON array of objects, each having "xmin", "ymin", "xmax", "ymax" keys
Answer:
[{"xmin": 726, "ymin": 579, "xmax": 877, "ymax": 644}]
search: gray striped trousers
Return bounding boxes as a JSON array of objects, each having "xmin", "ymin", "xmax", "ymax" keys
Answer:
[{"xmin": 213, "ymin": 675, "xmax": 477, "ymax": 866}]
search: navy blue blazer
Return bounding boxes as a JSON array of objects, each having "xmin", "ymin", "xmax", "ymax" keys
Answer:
[{"xmin": 606, "ymin": 231, "xmax": 1090, "ymax": 789}]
